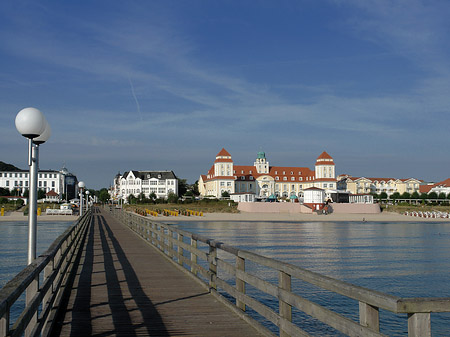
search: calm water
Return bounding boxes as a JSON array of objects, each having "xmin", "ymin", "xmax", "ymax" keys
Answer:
[
  {"xmin": 174, "ymin": 220, "xmax": 450, "ymax": 336},
  {"xmin": 0, "ymin": 221, "xmax": 74, "ymax": 324}
]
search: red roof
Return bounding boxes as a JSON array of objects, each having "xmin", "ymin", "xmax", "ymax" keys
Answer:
[
  {"xmin": 216, "ymin": 148, "xmax": 231, "ymax": 157},
  {"xmin": 317, "ymin": 151, "xmax": 333, "ymax": 160},
  {"xmin": 46, "ymin": 190, "xmax": 59, "ymax": 197}
]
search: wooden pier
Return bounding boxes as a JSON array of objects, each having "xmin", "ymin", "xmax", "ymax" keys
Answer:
[
  {"xmin": 51, "ymin": 208, "xmax": 264, "ymax": 336},
  {"xmin": 2, "ymin": 207, "xmax": 450, "ymax": 337}
]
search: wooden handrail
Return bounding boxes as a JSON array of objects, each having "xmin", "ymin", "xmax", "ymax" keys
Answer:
[
  {"xmin": 0, "ymin": 210, "xmax": 92, "ymax": 337},
  {"xmin": 111, "ymin": 208, "xmax": 449, "ymax": 337}
]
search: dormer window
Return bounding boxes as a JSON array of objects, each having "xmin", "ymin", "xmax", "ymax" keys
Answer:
[
  {"xmin": 275, "ymin": 171, "xmax": 278, "ymax": 174},
  {"xmin": 249, "ymin": 170, "xmax": 252, "ymax": 174},
  {"xmin": 291, "ymin": 171, "xmax": 293, "ymax": 175},
  {"xmin": 250, "ymin": 176, "xmax": 253, "ymax": 180},
  {"xmin": 291, "ymin": 177, "xmax": 295, "ymax": 181},
  {"xmin": 283, "ymin": 177, "xmax": 287, "ymax": 181},
  {"xmin": 276, "ymin": 176, "xmax": 279, "ymax": 181},
  {"xmin": 283, "ymin": 171, "xmax": 285, "ymax": 175},
  {"xmin": 241, "ymin": 176, "xmax": 245, "ymax": 180}
]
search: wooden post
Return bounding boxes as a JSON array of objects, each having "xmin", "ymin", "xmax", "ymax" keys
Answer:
[
  {"xmin": 25, "ymin": 275, "xmax": 39, "ymax": 337},
  {"xmin": 279, "ymin": 271, "xmax": 292, "ymax": 337},
  {"xmin": 167, "ymin": 228, "xmax": 173, "ymax": 258},
  {"xmin": 177, "ymin": 233, "xmax": 184, "ymax": 266},
  {"xmin": 408, "ymin": 313, "xmax": 431, "ymax": 337},
  {"xmin": 0, "ymin": 311, "xmax": 9, "ymax": 337},
  {"xmin": 236, "ymin": 256, "xmax": 246, "ymax": 311},
  {"xmin": 359, "ymin": 302, "xmax": 379, "ymax": 332},
  {"xmin": 209, "ymin": 245, "xmax": 217, "ymax": 290},
  {"xmin": 191, "ymin": 238, "xmax": 197, "ymax": 276}
]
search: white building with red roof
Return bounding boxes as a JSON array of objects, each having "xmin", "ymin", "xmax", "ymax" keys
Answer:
[
  {"xmin": 420, "ymin": 178, "xmax": 450, "ymax": 196},
  {"xmin": 198, "ymin": 148, "xmax": 337, "ymax": 199}
]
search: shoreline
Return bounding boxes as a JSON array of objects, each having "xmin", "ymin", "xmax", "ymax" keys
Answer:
[
  {"xmin": 152, "ymin": 211, "xmax": 450, "ymax": 223},
  {"xmin": 0, "ymin": 212, "xmax": 79, "ymax": 222},
  {"xmin": 2, "ymin": 211, "xmax": 449, "ymax": 223}
]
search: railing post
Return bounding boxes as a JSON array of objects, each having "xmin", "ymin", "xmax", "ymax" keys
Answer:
[
  {"xmin": 359, "ymin": 302, "xmax": 379, "ymax": 332},
  {"xmin": 25, "ymin": 275, "xmax": 39, "ymax": 337},
  {"xmin": 167, "ymin": 228, "xmax": 173, "ymax": 258},
  {"xmin": 209, "ymin": 243, "xmax": 217, "ymax": 290},
  {"xmin": 0, "ymin": 311, "xmax": 9, "ymax": 337},
  {"xmin": 236, "ymin": 256, "xmax": 246, "ymax": 311},
  {"xmin": 279, "ymin": 271, "xmax": 292, "ymax": 337},
  {"xmin": 177, "ymin": 233, "xmax": 184, "ymax": 266},
  {"xmin": 191, "ymin": 237, "xmax": 197, "ymax": 276},
  {"xmin": 408, "ymin": 313, "xmax": 431, "ymax": 337}
]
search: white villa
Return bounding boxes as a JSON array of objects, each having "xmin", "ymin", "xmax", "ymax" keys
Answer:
[
  {"xmin": 111, "ymin": 170, "xmax": 178, "ymax": 203},
  {"xmin": 0, "ymin": 167, "xmax": 78, "ymax": 201},
  {"xmin": 198, "ymin": 148, "xmax": 336, "ymax": 200}
]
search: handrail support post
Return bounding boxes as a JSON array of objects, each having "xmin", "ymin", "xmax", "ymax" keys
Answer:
[
  {"xmin": 359, "ymin": 301, "xmax": 380, "ymax": 332},
  {"xmin": 408, "ymin": 312, "xmax": 431, "ymax": 337},
  {"xmin": 279, "ymin": 271, "xmax": 292, "ymax": 337}
]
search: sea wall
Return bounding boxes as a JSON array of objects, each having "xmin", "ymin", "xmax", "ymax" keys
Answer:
[
  {"xmin": 238, "ymin": 202, "xmax": 381, "ymax": 214},
  {"xmin": 330, "ymin": 203, "xmax": 381, "ymax": 214},
  {"xmin": 238, "ymin": 202, "xmax": 312, "ymax": 214}
]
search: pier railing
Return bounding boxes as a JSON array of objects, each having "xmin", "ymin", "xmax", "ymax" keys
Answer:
[
  {"xmin": 111, "ymin": 208, "xmax": 450, "ymax": 337},
  {"xmin": 0, "ymin": 210, "xmax": 91, "ymax": 337}
]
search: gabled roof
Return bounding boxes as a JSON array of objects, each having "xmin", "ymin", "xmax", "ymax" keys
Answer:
[
  {"xmin": 317, "ymin": 151, "xmax": 333, "ymax": 160},
  {"xmin": 46, "ymin": 190, "xmax": 59, "ymax": 197},
  {"xmin": 122, "ymin": 170, "xmax": 177, "ymax": 180},
  {"xmin": 216, "ymin": 148, "xmax": 231, "ymax": 157}
]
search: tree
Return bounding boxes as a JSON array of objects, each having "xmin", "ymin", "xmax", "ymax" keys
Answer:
[
  {"xmin": 428, "ymin": 192, "xmax": 438, "ymax": 199},
  {"xmin": 38, "ymin": 189, "xmax": 46, "ymax": 200},
  {"xmin": 167, "ymin": 192, "xmax": 178, "ymax": 203},
  {"xmin": 127, "ymin": 194, "xmax": 136, "ymax": 204},
  {"xmin": 98, "ymin": 188, "xmax": 110, "ymax": 203},
  {"xmin": 411, "ymin": 191, "xmax": 420, "ymax": 199},
  {"xmin": 221, "ymin": 191, "xmax": 230, "ymax": 198},
  {"xmin": 149, "ymin": 192, "xmax": 157, "ymax": 202},
  {"xmin": 379, "ymin": 192, "xmax": 388, "ymax": 200},
  {"xmin": 390, "ymin": 192, "xmax": 401, "ymax": 200},
  {"xmin": 438, "ymin": 192, "xmax": 446, "ymax": 199},
  {"xmin": 400, "ymin": 192, "xmax": 411, "ymax": 199},
  {"xmin": 0, "ymin": 188, "xmax": 10, "ymax": 196},
  {"xmin": 178, "ymin": 179, "xmax": 188, "ymax": 197},
  {"xmin": 191, "ymin": 181, "xmax": 200, "ymax": 196}
]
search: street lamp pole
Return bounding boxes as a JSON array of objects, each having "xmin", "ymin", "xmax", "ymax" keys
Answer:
[
  {"xmin": 78, "ymin": 181, "xmax": 85, "ymax": 217},
  {"xmin": 86, "ymin": 190, "xmax": 90, "ymax": 212},
  {"xmin": 15, "ymin": 107, "xmax": 51, "ymax": 265}
]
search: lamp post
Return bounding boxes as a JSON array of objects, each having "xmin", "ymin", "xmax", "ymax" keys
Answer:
[
  {"xmin": 85, "ymin": 190, "xmax": 90, "ymax": 211},
  {"xmin": 78, "ymin": 181, "xmax": 85, "ymax": 217},
  {"xmin": 15, "ymin": 107, "xmax": 51, "ymax": 265}
]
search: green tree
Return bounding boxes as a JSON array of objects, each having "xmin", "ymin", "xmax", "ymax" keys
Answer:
[
  {"xmin": 400, "ymin": 192, "xmax": 411, "ymax": 199},
  {"xmin": 191, "ymin": 181, "xmax": 200, "ymax": 196},
  {"xmin": 438, "ymin": 192, "xmax": 446, "ymax": 199},
  {"xmin": 178, "ymin": 179, "xmax": 188, "ymax": 197},
  {"xmin": 149, "ymin": 192, "xmax": 157, "ymax": 202},
  {"xmin": 38, "ymin": 189, "xmax": 46, "ymax": 200},
  {"xmin": 167, "ymin": 192, "xmax": 178, "ymax": 203},
  {"xmin": 428, "ymin": 192, "xmax": 438, "ymax": 199},
  {"xmin": 127, "ymin": 194, "xmax": 136, "ymax": 204},
  {"xmin": 379, "ymin": 192, "xmax": 388, "ymax": 200},
  {"xmin": 221, "ymin": 191, "xmax": 230, "ymax": 198},
  {"xmin": 98, "ymin": 188, "xmax": 110, "ymax": 203},
  {"xmin": 390, "ymin": 192, "xmax": 401, "ymax": 200},
  {"xmin": 0, "ymin": 188, "xmax": 10, "ymax": 196},
  {"xmin": 411, "ymin": 191, "xmax": 420, "ymax": 199}
]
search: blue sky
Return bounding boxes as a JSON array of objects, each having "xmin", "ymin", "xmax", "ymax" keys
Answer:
[{"xmin": 1, "ymin": 1, "xmax": 449, "ymax": 189}]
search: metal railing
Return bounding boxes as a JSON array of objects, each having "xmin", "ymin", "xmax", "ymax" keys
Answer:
[
  {"xmin": 110, "ymin": 208, "xmax": 450, "ymax": 337},
  {"xmin": 0, "ymin": 210, "xmax": 91, "ymax": 337}
]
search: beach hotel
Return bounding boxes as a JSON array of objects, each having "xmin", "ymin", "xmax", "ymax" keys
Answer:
[{"xmin": 198, "ymin": 148, "xmax": 337, "ymax": 201}]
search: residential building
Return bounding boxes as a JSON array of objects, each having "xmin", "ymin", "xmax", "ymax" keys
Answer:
[
  {"xmin": 111, "ymin": 170, "xmax": 178, "ymax": 203},
  {"xmin": 337, "ymin": 176, "xmax": 421, "ymax": 197},
  {"xmin": 0, "ymin": 166, "xmax": 78, "ymax": 201},
  {"xmin": 198, "ymin": 148, "xmax": 336, "ymax": 200},
  {"xmin": 420, "ymin": 178, "xmax": 450, "ymax": 196}
]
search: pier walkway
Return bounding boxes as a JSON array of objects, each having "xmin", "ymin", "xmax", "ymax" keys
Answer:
[{"xmin": 51, "ymin": 208, "xmax": 264, "ymax": 337}]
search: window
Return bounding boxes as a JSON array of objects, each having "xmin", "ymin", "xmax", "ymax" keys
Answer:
[
  {"xmin": 249, "ymin": 170, "xmax": 252, "ymax": 174},
  {"xmin": 241, "ymin": 176, "xmax": 245, "ymax": 180},
  {"xmin": 283, "ymin": 177, "xmax": 287, "ymax": 181},
  {"xmin": 291, "ymin": 171, "xmax": 293, "ymax": 175},
  {"xmin": 6, "ymin": 181, "xmax": 9, "ymax": 186},
  {"xmin": 250, "ymin": 176, "xmax": 253, "ymax": 180},
  {"xmin": 275, "ymin": 177, "xmax": 279, "ymax": 181},
  {"xmin": 249, "ymin": 184, "xmax": 252, "ymax": 189},
  {"xmin": 275, "ymin": 171, "xmax": 278, "ymax": 174},
  {"xmin": 227, "ymin": 182, "xmax": 232, "ymax": 186},
  {"xmin": 220, "ymin": 182, "xmax": 225, "ymax": 186},
  {"xmin": 283, "ymin": 171, "xmax": 285, "ymax": 175},
  {"xmin": 291, "ymin": 177, "xmax": 295, "ymax": 181},
  {"xmin": 52, "ymin": 181, "xmax": 55, "ymax": 187},
  {"xmin": 324, "ymin": 183, "xmax": 327, "ymax": 188}
]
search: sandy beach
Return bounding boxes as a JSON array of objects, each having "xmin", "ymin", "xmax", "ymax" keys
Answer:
[
  {"xmin": 2, "ymin": 210, "xmax": 449, "ymax": 223},
  {"xmin": 0, "ymin": 211, "xmax": 79, "ymax": 222}
]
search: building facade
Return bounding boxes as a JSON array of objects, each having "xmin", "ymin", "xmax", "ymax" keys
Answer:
[
  {"xmin": 420, "ymin": 178, "xmax": 450, "ymax": 196},
  {"xmin": 337, "ymin": 176, "xmax": 421, "ymax": 197},
  {"xmin": 111, "ymin": 170, "xmax": 178, "ymax": 203},
  {"xmin": 198, "ymin": 148, "xmax": 336, "ymax": 200},
  {"xmin": 0, "ymin": 166, "xmax": 78, "ymax": 201}
]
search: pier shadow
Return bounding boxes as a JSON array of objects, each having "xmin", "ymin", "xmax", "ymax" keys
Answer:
[
  {"xmin": 52, "ymin": 210, "xmax": 169, "ymax": 336},
  {"xmin": 96, "ymin": 214, "xmax": 169, "ymax": 336}
]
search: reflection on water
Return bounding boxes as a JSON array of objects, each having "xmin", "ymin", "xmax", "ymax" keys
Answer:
[{"xmin": 175, "ymin": 220, "xmax": 450, "ymax": 336}]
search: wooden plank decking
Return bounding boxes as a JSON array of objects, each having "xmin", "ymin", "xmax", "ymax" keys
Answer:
[{"xmin": 51, "ymin": 208, "xmax": 264, "ymax": 337}]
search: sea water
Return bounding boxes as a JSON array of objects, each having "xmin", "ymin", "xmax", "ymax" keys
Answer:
[
  {"xmin": 0, "ymin": 221, "xmax": 74, "ymax": 324},
  {"xmin": 174, "ymin": 220, "xmax": 450, "ymax": 336}
]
